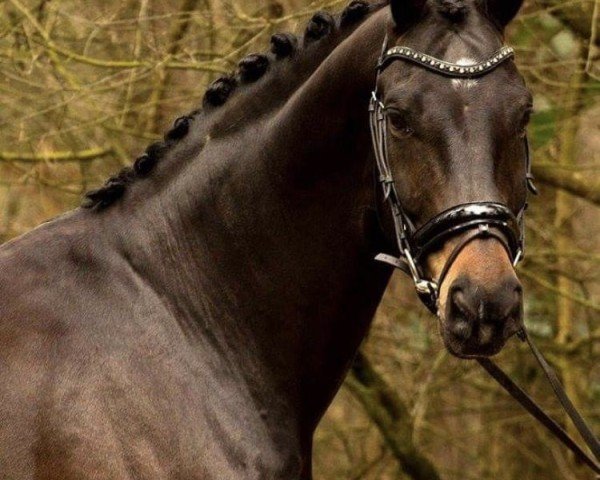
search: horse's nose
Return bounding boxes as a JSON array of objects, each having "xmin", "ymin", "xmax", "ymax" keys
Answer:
[{"xmin": 445, "ymin": 275, "xmax": 523, "ymax": 355}]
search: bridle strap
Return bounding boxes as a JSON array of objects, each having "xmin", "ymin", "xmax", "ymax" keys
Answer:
[
  {"xmin": 479, "ymin": 332, "xmax": 600, "ymax": 474},
  {"xmin": 378, "ymin": 45, "xmax": 515, "ymax": 77},
  {"xmin": 522, "ymin": 331, "xmax": 600, "ymax": 464},
  {"xmin": 412, "ymin": 202, "xmax": 521, "ymax": 262},
  {"xmin": 436, "ymin": 225, "xmax": 512, "ymax": 292}
]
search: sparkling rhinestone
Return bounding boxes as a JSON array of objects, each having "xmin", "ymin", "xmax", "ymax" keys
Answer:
[
  {"xmin": 470, "ymin": 67, "xmax": 475, "ymax": 73},
  {"xmin": 449, "ymin": 66, "xmax": 455, "ymax": 71},
  {"xmin": 478, "ymin": 65, "xmax": 484, "ymax": 71},
  {"xmin": 439, "ymin": 64, "xmax": 446, "ymax": 69},
  {"xmin": 430, "ymin": 60, "xmax": 435, "ymax": 65}
]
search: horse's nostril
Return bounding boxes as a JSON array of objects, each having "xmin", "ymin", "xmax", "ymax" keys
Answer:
[
  {"xmin": 451, "ymin": 318, "xmax": 472, "ymax": 340},
  {"xmin": 450, "ymin": 287, "xmax": 476, "ymax": 320},
  {"xmin": 448, "ymin": 286, "xmax": 476, "ymax": 340},
  {"xmin": 495, "ymin": 278, "xmax": 523, "ymax": 322}
]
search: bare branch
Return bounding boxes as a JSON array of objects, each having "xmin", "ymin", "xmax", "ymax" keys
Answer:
[
  {"xmin": 346, "ymin": 351, "xmax": 442, "ymax": 480},
  {"xmin": 533, "ymin": 165, "xmax": 600, "ymax": 207},
  {"xmin": 0, "ymin": 148, "xmax": 113, "ymax": 163}
]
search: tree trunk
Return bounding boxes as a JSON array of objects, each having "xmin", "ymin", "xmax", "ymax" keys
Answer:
[{"xmin": 347, "ymin": 351, "xmax": 443, "ymax": 480}]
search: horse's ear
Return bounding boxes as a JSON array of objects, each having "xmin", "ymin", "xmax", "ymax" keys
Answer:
[
  {"xmin": 390, "ymin": 0, "xmax": 428, "ymax": 32},
  {"xmin": 483, "ymin": 0, "xmax": 524, "ymax": 28}
]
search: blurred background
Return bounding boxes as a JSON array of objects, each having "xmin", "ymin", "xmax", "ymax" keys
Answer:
[{"xmin": 0, "ymin": 0, "xmax": 598, "ymax": 478}]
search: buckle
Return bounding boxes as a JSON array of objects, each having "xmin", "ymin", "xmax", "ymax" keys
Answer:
[
  {"xmin": 513, "ymin": 249, "xmax": 523, "ymax": 266},
  {"xmin": 415, "ymin": 279, "xmax": 438, "ymax": 297},
  {"xmin": 415, "ymin": 280, "xmax": 439, "ymax": 314}
]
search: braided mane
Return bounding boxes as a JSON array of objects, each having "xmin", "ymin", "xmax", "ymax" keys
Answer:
[{"xmin": 82, "ymin": 0, "xmax": 387, "ymax": 210}]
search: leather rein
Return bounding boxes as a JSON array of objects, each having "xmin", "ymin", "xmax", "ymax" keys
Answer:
[{"xmin": 369, "ymin": 38, "xmax": 600, "ymax": 475}]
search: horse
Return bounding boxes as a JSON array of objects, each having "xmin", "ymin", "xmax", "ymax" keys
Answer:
[{"xmin": 0, "ymin": 0, "xmax": 533, "ymax": 478}]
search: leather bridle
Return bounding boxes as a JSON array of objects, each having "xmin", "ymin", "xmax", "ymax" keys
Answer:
[
  {"xmin": 370, "ymin": 41, "xmax": 535, "ymax": 313},
  {"xmin": 370, "ymin": 37, "xmax": 600, "ymax": 475}
]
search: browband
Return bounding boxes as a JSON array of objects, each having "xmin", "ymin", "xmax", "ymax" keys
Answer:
[{"xmin": 377, "ymin": 45, "xmax": 515, "ymax": 77}]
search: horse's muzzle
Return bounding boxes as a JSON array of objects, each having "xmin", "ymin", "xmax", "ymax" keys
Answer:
[{"xmin": 441, "ymin": 274, "xmax": 523, "ymax": 358}]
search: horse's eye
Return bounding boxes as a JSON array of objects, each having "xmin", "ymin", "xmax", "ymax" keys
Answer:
[
  {"xmin": 386, "ymin": 109, "xmax": 414, "ymax": 138},
  {"xmin": 519, "ymin": 106, "xmax": 533, "ymax": 137}
]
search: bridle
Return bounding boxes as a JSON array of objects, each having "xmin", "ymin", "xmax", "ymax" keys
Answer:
[
  {"xmin": 369, "ymin": 41, "xmax": 535, "ymax": 313},
  {"xmin": 369, "ymin": 37, "xmax": 600, "ymax": 475}
]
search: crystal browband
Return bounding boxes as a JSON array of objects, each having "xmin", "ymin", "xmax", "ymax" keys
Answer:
[{"xmin": 377, "ymin": 45, "xmax": 515, "ymax": 78}]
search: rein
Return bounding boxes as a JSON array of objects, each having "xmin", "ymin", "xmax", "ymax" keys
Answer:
[{"xmin": 369, "ymin": 37, "xmax": 600, "ymax": 475}]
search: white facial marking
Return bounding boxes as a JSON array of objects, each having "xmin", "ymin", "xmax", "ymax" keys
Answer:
[{"xmin": 452, "ymin": 58, "xmax": 479, "ymax": 90}]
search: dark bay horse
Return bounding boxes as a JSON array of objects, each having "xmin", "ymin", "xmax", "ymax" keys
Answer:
[{"xmin": 1, "ymin": 0, "xmax": 532, "ymax": 478}]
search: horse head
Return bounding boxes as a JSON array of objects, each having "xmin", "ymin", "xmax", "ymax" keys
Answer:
[{"xmin": 375, "ymin": 0, "xmax": 532, "ymax": 357}]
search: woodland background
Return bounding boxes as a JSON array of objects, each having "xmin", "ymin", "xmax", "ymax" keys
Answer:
[{"xmin": 0, "ymin": 0, "xmax": 598, "ymax": 478}]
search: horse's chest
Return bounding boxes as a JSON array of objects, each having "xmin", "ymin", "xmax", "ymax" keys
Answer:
[{"xmin": 21, "ymin": 363, "xmax": 301, "ymax": 479}]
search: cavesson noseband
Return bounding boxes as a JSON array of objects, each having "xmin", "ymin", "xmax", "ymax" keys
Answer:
[{"xmin": 369, "ymin": 40, "xmax": 536, "ymax": 314}]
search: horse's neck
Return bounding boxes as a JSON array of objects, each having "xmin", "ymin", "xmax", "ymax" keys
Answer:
[{"xmin": 122, "ymin": 7, "xmax": 390, "ymax": 445}]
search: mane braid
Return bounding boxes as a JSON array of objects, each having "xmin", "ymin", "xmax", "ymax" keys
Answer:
[{"xmin": 82, "ymin": 0, "xmax": 387, "ymax": 211}]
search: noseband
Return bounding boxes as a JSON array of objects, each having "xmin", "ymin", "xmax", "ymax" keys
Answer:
[{"xmin": 369, "ymin": 40, "xmax": 537, "ymax": 313}]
